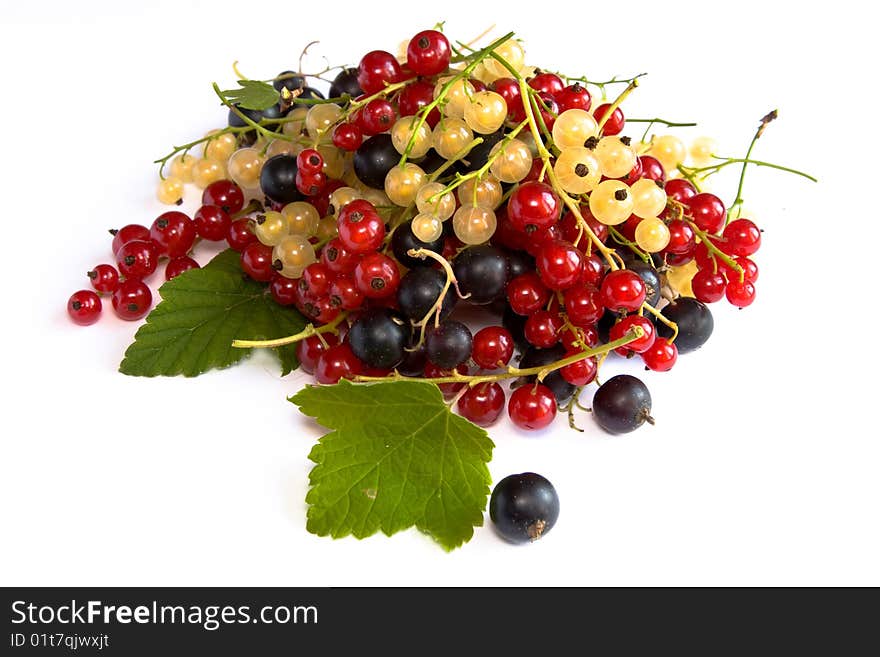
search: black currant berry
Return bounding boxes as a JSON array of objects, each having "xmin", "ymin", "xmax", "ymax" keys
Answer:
[
  {"xmin": 490, "ymin": 473, "xmax": 560, "ymax": 544},
  {"xmin": 397, "ymin": 341, "xmax": 428, "ymax": 377},
  {"xmin": 426, "ymin": 320, "xmax": 473, "ymax": 369},
  {"xmin": 294, "ymin": 87, "xmax": 325, "ymax": 105},
  {"xmin": 592, "ymin": 374, "xmax": 653, "ymax": 434},
  {"xmin": 328, "ymin": 68, "xmax": 363, "ymax": 99},
  {"xmin": 227, "ymin": 104, "xmax": 262, "ymax": 128},
  {"xmin": 397, "ymin": 267, "xmax": 457, "ymax": 322},
  {"xmin": 260, "ymin": 154, "xmax": 303, "ymax": 204},
  {"xmin": 597, "ymin": 309, "xmax": 617, "ymax": 344},
  {"xmin": 625, "ymin": 260, "xmax": 661, "ymax": 308},
  {"xmin": 452, "ymin": 245, "xmax": 509, "ymax": 305},
  {"xmin": 347, "ymin": 309, "xmax": 409, "ymax": 370},
  {"xmin": 354, "ymin": 134, "xmax": 399, "ymax": 189},
  {"xmin": 391, "ymin": 220, "xmax": 445, "ymax": 269},
  {"xmin": 519, "ymin": 344, "xmax": 574, "ymax": 404},
  {"xmin": 417, "ymin": 149, "xmax": 451, "ymax": 175},
  {"xmin": 459, "ymin": 130, "xmax": 505, "ymax": 172},
  {"xmin": 502, "ymin": 305, "xmax": 528, "ymax": 351},
  {"xmin": 655, "ymin": 297, "xmax": 713, "ymax": 353},
  {"xmin": 273, "ymin": 71, "xmax": 305, "ymax": 92},
  {"xmin": 505, "ymin": 250, "xmax": 535, "ymax": 281}
]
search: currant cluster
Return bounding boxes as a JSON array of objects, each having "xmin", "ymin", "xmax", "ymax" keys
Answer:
[{"xmin": 68, "ymin": 26, "xmax": 786, "ymax": 443}]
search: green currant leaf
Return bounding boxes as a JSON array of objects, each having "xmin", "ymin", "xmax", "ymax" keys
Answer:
[
  {"xmin": 290, "ymin": 380, "xmax": 495, "ymax": 551},
  {"xmin": 220, "ymin": 79, "xmax": 280, "ymax": 111},
  {"xmin": 119, "ymin": 249, "xmax": 306, "ymax": 377}
]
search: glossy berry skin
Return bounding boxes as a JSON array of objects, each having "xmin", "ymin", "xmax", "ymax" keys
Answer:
[
  {"xmin": 560, "ymin": 354, "xmax": 597, "ymax": 386},
  {"xmin": 528, "ymin": 72, "xmax": 564, "ymax": 96},
  {"xmin": 357, "ymin": 98, "xmax": 396, "ymax": 135},
  {"xmin": 397, "ymin": 80, "xmax": 441, "ymax": 127},
  {"xmin": 726, "ymin": 279, "xmax": 756, "ymax": 308},
  {"xmin": 270, "ymin": 274, "xmax": 299, "ymax": 306},
  {"xmin": 397, "ymin": 267, "xmax": 456, "ymax": 322},
  {"xmin": 111, "ymin": 224, "xmax": 151, "ymax": 255},
  {"xmin": 723, "ymin": 219, "xmax": 761, "ymax": 256},
  {"xmin": 638, "ymin": 155, "xmax": 666, "ymax": 182},
  {"xmin": 328, "ymin": 67, "xmax": 363, "ymax": 99},
  {"xmin": 722, "ymin": 256, "xmax": 759, "ymax": 283},
  {"xmin": 600, "ymin": 270, "xmax": 646, "ymax": 313},
  {"xmin": 295, "ymin": 334, "xmax": 340, "ymax": 374},
  {"xmin": 663, "ymin": 178, "xmax": 696, "ymax": 203},
  {"xmin": 490, "ymin": 473, "xmax": 559, "ymax": 543},
  {"xmin": 592, "ymin": 375, "xmax": 652, "ymax": 434},
  {"xmin": 609, "ymin": 315, "xmax": 656, "ymax": 355},
  {"xmin": 315, "ymin": 343, "xmax": 364, "ymax": 384},
  {"xmin": 457, "ymin": 382, "xmax": 505, "ymax": 427},
  {"xmin": 353, "ymin": 252, "xmax": 399, "ymax": 299},
  {"xmin": 491, "ymin": 77, "xmax": 525, "ymax": 122},
  {"xmin": 87, "ymin": 264, "xmax": 119, "ymax": 294},
  {"xmin": 406, "ymin": 30, "xmax": 451, "ymax": 76},
  {"xmin": 67, "ymin": 290, "xmax": 102, "ymax": 326},
  {"xmin": 534, "ymin": 92, "xmax": 558, "ymax": 131},
  {"xmin": 296, "ymin": 169, "xmax": 326, "ymax": 196},
  {"xmin": 642, "ymin": 339, "xmax": 678, "ymax": 372},
  {"xmin": 594, "ymin": 103, "xmax": 625, "ymax": 135},
  {"xmin": 524, "ymin": 310, "xmax": 562, "ymax": 348},
  {"xmin": 165, "ymin": 256, "xmax": 199, "ymax": 280},
  {"xmin": 194, "ymin": 205, "xmax": 231, "ymax": 241},
  {"xmin": 321, "ymin": 238, "xmax": 360, "ymax": 275},
  {"xmin": 507, "ymin": 272, "xmax": 550, "ymax": 316},
  {"xmin": 202, "ymin": 180, "xmax": 244, "ymax": 214},
  {"xmin": 507, "ymin": 182, "xmax": 561, "ymax": 233},
  {"xmin": 111, "ymin": 279, "xmax": 152, "ymax": 321},
  {"xmin": 297, "ymin": 149, "xmax": 324, "ymax": 175},
  {"xmin": 391, "ymin": 219, "xmax": 445, "ymax": 269},
  {"xmin": 426, "ymin": 320, "xmax": 473, "ymax": 369},
  {"xmin": 472, "ymin": 326, "xmax": 514, "ymax": 370},
  {"xmin": 665, "ymin": 220, "xmax": 696, "ymax": 254},
  {"xmin": 116, "ymin": 239, "xmax": 159, "ymax": 280},
  {"xmin": 508, "ymin": 385, "xmax": 557, "ymax": 431},
  {"xmin": 332, "ymin": 123, "xmax": 363, "ymax": 151},
  {"xmin": 452, "ymin": 245, "xmax": 510, "ymax": 305},
  {"xmin": 562, "ymin": 284, "xmax": 604, "ymax": 326},
  {"xmin": 686, "ymin": 193, "xmax": 726, "ymax": 234},
  {"xmin": 655, "ymin": 298, "xmax": 713, "ymax": 353},
  {"xmin": 226, "ymin": 218, "xmax": 256, "ymax": 252},
  {"xmin": 580, "ymin": 251, "xmax": 606, "ymax": 286},
  {"xmin": 260, "ymin": 154, "xmax": 302, "ymax": 204},
  {"xmin": 337, "ymin": 200, "xmax": 386, "ymax": 254},
  {"xmin": 348, "ymin": 309, "xmax": 409, "ymax": 369},
  {"xmin": 536, "ymin": 240, "xmax": 584, "ymax": 290},
  {"xmin": 328, "ymin": 275, "xmax": 363, "ymax": 311},
  {"xmin": 273, "ymin": 70, "xmax": 304, "ymax": 93},
  {"xmin": 624, "ymin": 261, "xmax": 661, "ymax": 308},
  {"xmin": 691, "ymin": 269, "xmax": 727, "ymax": 303},
  {"xmin": 555, "ymin": 82, "xmax": 591, "ymax": 112},
  {"xmin": 357, "ymin": 50, "xmax": 402, "ymax": 95},
  {"xmin": 353, "ymin": 134, "xmax": 399, "ymax": 189},
  {"xmin": 300, "ymin": 263, "xmax": 332, "ymax": 297},
  {"xmin": 240, "ymin": 242, "xmax": 275, "ymax": 282}
]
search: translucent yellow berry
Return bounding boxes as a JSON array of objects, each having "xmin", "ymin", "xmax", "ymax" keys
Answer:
[
  {"xmin": 156, "ymin": 176, "xmax": 184, "ymax": 205},
  {"xmin": 254, "ymin": 211, "xmax": 289, "ymax": 246},
  {"xmin": 483, "ymin": 38, "xmax": 525, "ymax": 78},
  {"xmin": 634, "ymin": 217, "xmax": 671, "ymax": 252},
  {"xmin": 227, "ymin": 148, "xmax": 264, "ymax": 190},
  {"xmin": 327, "ymin": 187, "xmax": 362, "ymax": 217},
  {"xmin": 192, "ymin": 159, "xmax": 226, "ymax": 189},
  {"xmin": 281, "ymin": 107, "xmax": 309, "ymax": 137},
  {"xmin": 457, "ymin": 175, "xmax": 503, "ymax": 209},
  {"xmin": 384, "ymin": 163, "xmax": 426, "ymax": 207},
  {"xmin": 630, "ymin": 178, "xmax": 668, "ymax": 218},
  {"xmin": 315, "ymin": 215, "xmax": 337, "ymax": 242},
  {"xmin": 489, "ymin": 138, "xmax": 532, "ymax": 183},
  {"xmin": 594, "ymin": 136, "xmax": 637, "ymax": 179},
  {"xmin": 203, "ymin": 131, "xmax": 238, "ymax": 162},
  {"xmin": 305, "ymin": 103, "xmax": 343, "ymax": 140},
  {"xmin": 588, "ymin": 180, "xmax": 633, "ymax": 226},
  {"xmin": 434, "ymin": 77, "xmax": 475, "ymax": 119},
  {"xmin": 391, "ymin": 116, "xmax": 432, "ymax": 159},
  {"xmin": 416, "ymin": 182, "xmax": 456, "ymax": 220},
  {"xmin": 432, "ymin": 118, "xmax": 473, "ymax": 160},
  {"xmin": 281, "ymin": 201, "xmax": 320, "ymax": 236},
  {"xmin": 169, "ymin": 153, "xmax": 198, "ymax": 183},
  {"xmin": 266, "ymin": 139, "xmax": 300, "ymax": 158},
  {"xmin": 552, "ymin": 109, "xmax": 599, "ymax": 150},
  {"xmin": 273, "ymin": 234, "xmax": 316, "ymax": 279},
  {"xmin": 650, "ymin": 135, "xmax": 687, "ymax": 172},
  {"xmin": 411, "ymin": 213, "xmax": 444, "ymax": 242},
  {"xmin": 463, "ymin": 91, "xmax": 508, "ymax": 134},
  {"xmin": 452, "ymin": 206, "xmax": 497, "ymax": 245},
  {"xmin": 689, "ymin": 136, "xmax": 718, "ymax": 167},
  {"xmin": 317, "ymin": 144, "xmax": 346, "ymax": 179},
  {"xmin": 554, "ymin": 148, "xmax": 601, "ymax": 194}
]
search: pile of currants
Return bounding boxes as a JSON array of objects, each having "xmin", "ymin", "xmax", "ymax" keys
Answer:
[{"xmin": 67, "ymin": 28, "xmax": 788, "ymax": 541}]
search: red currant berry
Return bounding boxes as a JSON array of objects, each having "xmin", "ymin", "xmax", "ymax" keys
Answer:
[
  {"xmin": 490, "ymin": 77, "xmax": 525, "ymax": 122},
  {"xmin": 397, "ymin": 80, "xmax": 440, "ymax": 127},
  {"xmin": 524, "ymin": 310, "xmax": 562, "ymax": 348},
  {"xmin": 194, "ymin": 204, "xmax": 231, "ymax": 241},
  {"xmin": 320, "ymin": 238, "xmax": 360, "ymax": 274},
  {"xmin": 226, "ymin": 218, "xmax": 256, "ymax": 252},
  {"xmin": 725, "ymin": 279, "xmax": 756, "ymax": 308},
  {"xmin": 507, "ymin": 181, "xmax": 561, "ymax": 233},
  {"xmin": 240, "ymin": 242, "xmax": 275, "ymax": 282},
  {"xmin": 579, "ymin": 252, "xmax": 606, "ymax": 286},
  {"xmin": 686, "ymin": 193, "xmax": 726, "ymax": 234},
  {"xmin": 722, "ymin": 218, "xmax": 761, "ymax": 256},
  {"xmin": 555, "ymin": 82, "xmax": 591, "ymax": 112},
  {"xmin": 297, "ymin": 149, "xmax": 324, "ymax": 175},
  {"xmin": 356, "ymin": 98, "xmax": 396, "ymax": 135},
  {"xmin": 67, "ymin": 290, "xmax": 102, "ymax": 325},
  {"xmin": 87, "ymin": 264, "xmax": 119, "ymax": 294},
  {"xmin": 524, "ymin": 222, "xmax": 564, "ymax": 257},
  {"xmin": 663, "ymin": 178, "xmax": 696, "ymax": 203},
  {"xmin": 311, "ymin": 179, "xmax": 345, "ymax": 217},
  {"xmin": 296, "ymin": 169, "xmax": 326, "ymax": 196},
  {"xmin": 638, "ymin": 155, "xmax": 666, "ymax": 182},
  {"xmin": 328, "ymin": 275, "xmax": 364, "ymax": 310},
  {"xmin": 619, "ymin": 157, "xmax": 644, "ymax": 185},
  {"xmin": 691, "ymin": 269, "xmax": 727, "ymax": 303},
  {"xmin": 472, "ymin": 326, "xmax": 514, "ymax": 370},
  {"xmin": 594, "ymin": 103, "xmax": 625, "ymax": 135},
  {"xmin": 165, "ymin": 256, "xmax": 199, "ymax": 280},
  {"xmin": 295, "ymin": 333, "xmax": 341, "ymax": 374},
  {"xmin": 457, "ymin": 382, "xmax": 505, "ymax": 427},
  {"xmin": 600, "ymin": 270, "xmax": 646, "ymax": 312},
  {"xmin": 534, "ymin": 92, "xmax": 559, "ymax": 131},
  {"xmin": 150, "ymin": 211, "xmax": 196, "ymax": 258},
  {"xmin": 116, "ymin": 239, "xmax": 159, "ymax": 280},
  {"xmin": 337, "ymin": 200, "xmax": 386, "ymax": 253},
  {"xmin": 528, "ymin": 72, "xmax": 564, "ymax": 96},
  {"xmin": 110, "ymin": 224, "xmax": 150, "ymax": 255},
  {"xmin": 111, "ymin": 279, "xmax": 152, "ymax": 320},
  {"xmin": 560, "ymin": 354, "xmax": 597, "ymax": 386},
  {"xmin": 721, "ymin": 256, "xmax": 759, "ymax": 283},
  {"xmin": 315, "ymin": 342, "xmax": 363, "ymax": 384},
  {"xmin": 357, "ymin": 50, "xmax": 403, "ymax": 95},
  {"xmin": 536, "ymin": 240, "xmax": 584, "ymax": 290},
  {"xmin": 332, "ymin": 123, "xmax": 363, "ymax": 151},
  {"xmin": 424, "ymin": 362, "xmax": 468, "ymax": 399},
  {"xmin": 642, "ymin": 339, "xmax": 678, "ymax": 372},
  {"xmin": 693, "ymin": 235, "xmax": 730, "ymax": 270},
  {"xmin": 406, "ymin": 30, "xmax": 451, "ymax": 76},
  {"xmin": 562, "ymin": 284, "xmax": 604, "ymax": 327},
  {"xmin": 507, "ymin": 272, "xmax": 550, "ymax": 316},
  {"xmin": 270, "ymin": 274, "xmax": 299, "ymax": 306},
  {"xmin": 202, "ymin": 179, "xmax": 244, "ymax": 214},
  {"xmin": 312, "ymin": 296, "xmax": 340, "ymax": 324},
  {"xmin": 300, "ymin": 262, "xmax": 333, "ymax": 297},
  {"xmin": 665, "ymin": 252, "xmax": 694, "ymax": 267},
  {"xmin": 610, "ymin": 315, "xmax": 656, "ymax": 355},
  {"xmin": 354, "ymin": 252, "xmax": 399, "ymax": 299},
  {"xmin": 665, "ymin": 220, "xmax": 696, "ymax": 254},
  {"xmin": 508, "ymin": 384, "xmax": 557, "ymax": 431}
]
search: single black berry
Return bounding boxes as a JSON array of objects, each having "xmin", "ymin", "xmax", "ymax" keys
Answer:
[
  {"xmin": 397, "ymin": 267, "xmax": 457, "ymax": 322},
  {"xmin": 592, "ymin": 374, "xmax": 653, "ymax": 434},
  {"xmin": 490, "ymin": 473, "xmax": 560, "ymax": 543},
  {"xmin": 452, "ymin": 245, "xmax": 509, "ymax": 305},
  {"xmin": 347, "ymin": 309, "xmax": 409, "ymax": 370},
  {"xmin": 655, "ymin": 297, "xmax": 713, "ymax": 353},
  {"xmin": 426, "ymin": 320, "xmax": 473, "ymax": 369}
]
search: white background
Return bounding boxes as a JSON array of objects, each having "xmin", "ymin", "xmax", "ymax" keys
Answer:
[{"xmin": 1, "ymin": 0, "xmax": 876, "ymax": 586}]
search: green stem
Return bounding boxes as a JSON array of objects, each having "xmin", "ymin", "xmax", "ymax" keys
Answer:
[
  {"xmin": 231, "ymin": 312, "xmax": 348, "ymax": 349},
  {"xmin": 608, "ymin": 226, "xmax": 650, "ymax": 264}
]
